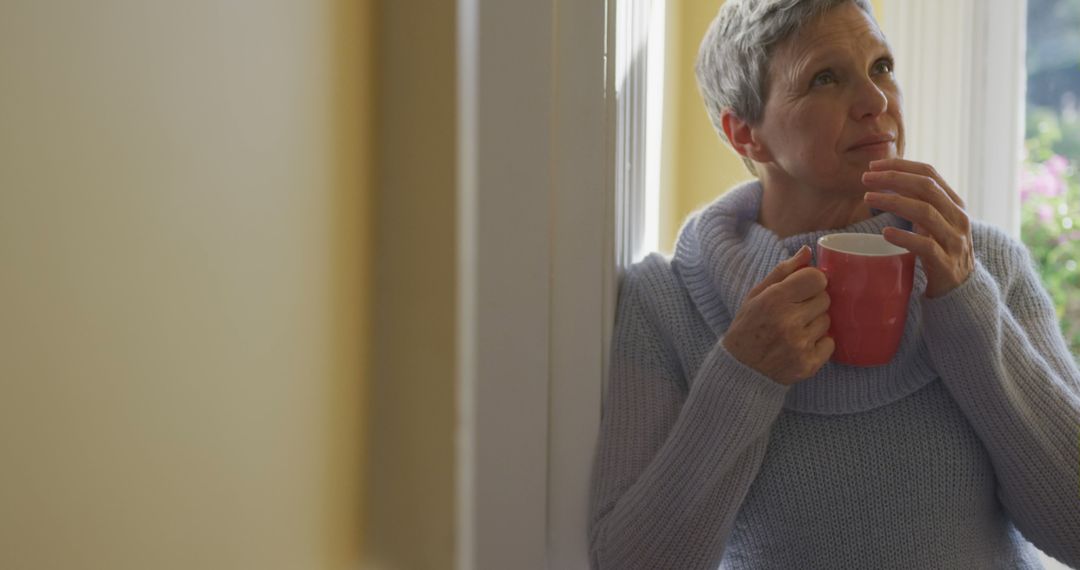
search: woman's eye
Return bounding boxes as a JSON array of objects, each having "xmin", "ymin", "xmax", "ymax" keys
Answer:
[
  {"xmin": 873, "ymin": 59, "xmax": 894, "ymax": 74},
  {"xmin": 811, "ymin": 71, "xmax": 836, "ymax": 87}
]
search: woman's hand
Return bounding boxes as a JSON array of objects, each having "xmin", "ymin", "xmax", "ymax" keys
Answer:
[
  {"xmin": 861, "ymin": 158, "xmax": 976, "ymax": 299},
  {"xmin": 723, "ymin": 246, "xmax": 835, "ymax": 386}
]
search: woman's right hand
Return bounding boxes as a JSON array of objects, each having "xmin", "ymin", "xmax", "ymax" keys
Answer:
[{"xmin": 722, "ymin": 245, "xmax": 835, "ymax": 386}]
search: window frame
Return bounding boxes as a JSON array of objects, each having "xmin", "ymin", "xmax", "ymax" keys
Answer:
[{"xmin": 456, "ymin": 0, "xmax": 611, "ymax": 567}]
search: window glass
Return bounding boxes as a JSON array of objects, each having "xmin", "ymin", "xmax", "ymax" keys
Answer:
[{"xmin": 1021, "ymin": 0, "xmax": 1080, "ymax": 360}]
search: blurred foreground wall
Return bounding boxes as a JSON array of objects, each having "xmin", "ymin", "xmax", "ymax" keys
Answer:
[
  {"xmin": 0, "ymin": 1, "xmax": 371, "ymax": 568},
  {"xmin": 362, "ymin": 0, "xmax": 458, "ymax": 568}
]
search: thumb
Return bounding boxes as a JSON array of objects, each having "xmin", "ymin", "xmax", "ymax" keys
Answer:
[{"xmin": 747, "ymin": 245, "xmax": 812, "ymax": 299}]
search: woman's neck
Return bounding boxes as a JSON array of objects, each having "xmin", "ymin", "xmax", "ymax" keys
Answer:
[{"xmin": 756, "ymin": 175, "xmax": 874, "ymax": 239}]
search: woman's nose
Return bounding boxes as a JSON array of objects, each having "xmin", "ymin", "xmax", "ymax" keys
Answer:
[{"xmin": 850, "ymin": 77, "xmax": 889, "ymax": 120}]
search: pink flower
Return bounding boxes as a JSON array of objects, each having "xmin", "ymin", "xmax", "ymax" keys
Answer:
[
  {"xmin": 1021, "ymin": 169, "xmax": 1039, "ymax": 203},
  {"xmin": 1054, "ymin": 231, "xmax": 1080, "ymax": 246},
  {"xmin": 1020, "ymin": 157, "xmax": 1069, "ymax": 203},
  {"xmin": 1046, "ymin": 154, "xmax": 1069, "ymax": 177},
  {"xmin": 1038, "ymin": 203, "xmax": 1055, "ymax": 223}
]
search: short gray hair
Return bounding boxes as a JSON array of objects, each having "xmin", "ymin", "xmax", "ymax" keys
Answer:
[{"xmin": 695, "ymin": 0, "xmax": 875, "ymax": 172}]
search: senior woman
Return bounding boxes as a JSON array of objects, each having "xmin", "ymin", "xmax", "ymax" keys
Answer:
[{"xmin": 587, "ymin": 0, "xmax": 1080, "ymax": 568}]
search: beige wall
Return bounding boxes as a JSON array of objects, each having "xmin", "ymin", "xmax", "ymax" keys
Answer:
[
  {"xmin": 662, "ymin": 0, "xmax": 886, "ymax": 253},
  {"xmin": 0, "ymin": 1, "xmax": 367, "ymax": 568},
  {"xmin": 362, "ymin": 0, "xmax": 458, "ymax": 568},
  {"xmin": 358, "ymin": 0, "xmax": 377, "ymax": 561},
  {"xmin": 661, "ymin": 0, "xmax": 747, "ymax": 253}
]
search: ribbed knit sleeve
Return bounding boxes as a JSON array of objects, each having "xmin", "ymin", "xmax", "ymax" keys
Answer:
[
  {"xmin": 921, "ymin": 226, "xmax": 1080, "ymax": 566},
  {"xmin": 587, "ymin": 261, "xmax": 790, "ymax": 570}
]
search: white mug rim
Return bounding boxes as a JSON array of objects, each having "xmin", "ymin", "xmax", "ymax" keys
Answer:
[{"xmin": 817, "ymin": 232, "xmax": 912, "ymax": 257}]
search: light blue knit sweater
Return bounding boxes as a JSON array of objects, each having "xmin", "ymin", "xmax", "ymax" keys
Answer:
[{"xmin": 588, "ymin": 181, "xmax": 1080, "ymax": 569}]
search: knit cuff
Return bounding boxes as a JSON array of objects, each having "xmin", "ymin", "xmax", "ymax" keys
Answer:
[
  {"xmin": 691, "ymin": 339, "xmax": 791, "ymax": 420},
  {"xmin": 921, "ymin": 261, "xmax": 1001, "ymax": 354}
]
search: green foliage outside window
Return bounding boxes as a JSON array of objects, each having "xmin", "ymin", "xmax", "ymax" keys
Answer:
[
  {"xmin": 1022, "ymin": 0, "xmax": 1080, "ymax": 360},
  {"xmin": 1020, "ymin": 107, "xmax": 1080, "ymax": 359}
]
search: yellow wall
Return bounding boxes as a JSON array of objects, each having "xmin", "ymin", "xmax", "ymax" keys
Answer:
[
  {"xmin": 362, "ymin": 0, "xmax": 458, "ymax": 568},
  {"xmin": 661, "ymin": 0, "xmax": 747, "ymax": 253},
  {"xmin": 0, "ymin": 1, "xmax": 367, "ymax": 568},
  {"xmin": 358, "ymin": 0, "xmax": 376, "ymax": 562},
  {"xmin": 662, "ymin": 0, "xmax": 886, "ymax": 253}
]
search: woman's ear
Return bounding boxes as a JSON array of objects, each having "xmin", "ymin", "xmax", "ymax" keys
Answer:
[{"xmin": 721, "ymin": 109, "xmax": 772, "ymax": 163}]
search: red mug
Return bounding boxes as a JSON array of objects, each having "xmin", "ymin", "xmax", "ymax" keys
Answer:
[{"xmin": 816, "ymin": 233, "xmax": 915, "ymax": 366}]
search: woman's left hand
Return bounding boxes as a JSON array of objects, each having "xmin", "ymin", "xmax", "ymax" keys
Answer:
[{"xmin": 861, "ymin": 158, "xmax": 975, "ymax": 299}]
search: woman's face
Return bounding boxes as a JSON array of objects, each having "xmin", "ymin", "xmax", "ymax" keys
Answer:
[{"xmin": 752, "ymin": 2, "xmax": 904, "ymax": 194}]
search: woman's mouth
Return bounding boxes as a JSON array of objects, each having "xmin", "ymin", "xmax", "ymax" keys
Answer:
[
  {"xmin": 847, "ymin": 135, "xmax": 896, "ymax": 157},
  {"xmin": 848, "ymin": 134, "xmax": 896, "ymax": 152}
]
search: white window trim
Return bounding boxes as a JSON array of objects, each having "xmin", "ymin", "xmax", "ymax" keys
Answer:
[
  {"xmin": 881, "ymin": 0, "xmax": 1027, "ymax": 237},
  {"xmin": 457, "ymin": 0, "xmax": 611, "ymax": 568},
  {"xmin": 457, "ymin": 0, "xmax": 553, "ymax": 566},
  {"xmin": 615, "ymin": 0, "xmax": 666, "ymax": 268},
  {"xmin": 548, "ymin": 0, "xmax": 614, "ymax": 567}
]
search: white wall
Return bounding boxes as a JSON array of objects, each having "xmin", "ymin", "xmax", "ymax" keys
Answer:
[{"xmin": 0, "ymin": 1, "xmax": 367, "ymax": 568}]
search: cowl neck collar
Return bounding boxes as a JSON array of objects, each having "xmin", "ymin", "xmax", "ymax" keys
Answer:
[{"xmin": 672, "ymin": 180, "xmax": 938, "ymax": 415}]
